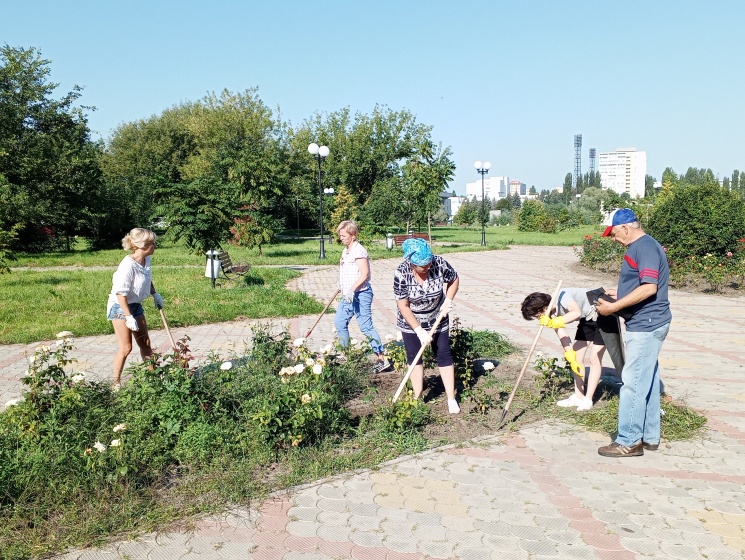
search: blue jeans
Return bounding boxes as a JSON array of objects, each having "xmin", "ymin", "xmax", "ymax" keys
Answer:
[
  {"xmin": 334, "ymin": 288, "xmax": 384, "ymax": 355},
  {"xmin": 616, "ymin": 323, "xmax": 670, "ymax": 447}
]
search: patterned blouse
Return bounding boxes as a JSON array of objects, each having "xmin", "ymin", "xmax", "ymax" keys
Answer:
[
  {"xmin": 339, "ymin": 241, "xmax": 371, "ymax": 293},
  {"xmin": 393, "ymin": 255, "xmax": 458, "ymax": 334}
]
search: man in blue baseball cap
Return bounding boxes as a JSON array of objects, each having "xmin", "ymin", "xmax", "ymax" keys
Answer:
[{"xmin": 596, "ymin": 209, "xmax": 672, "ymax": 457}]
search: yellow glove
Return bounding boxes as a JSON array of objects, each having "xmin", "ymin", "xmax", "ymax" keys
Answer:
[
  {"xmin": 564, "ymin": 349, "xmax": 584, "ymax": 378},
  {"xmin": 539, "ymin": 315, "xmax": 565, "ymax": 329}
]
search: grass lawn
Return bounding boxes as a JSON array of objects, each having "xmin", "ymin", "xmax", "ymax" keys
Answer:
[
  {"xmin": 431, "ymin": 224, "xmax": 599, "ymax": 246},
  {"xmin": 0, "ymin": 267, "xmax": 323, "ymax": 344},
  {"xmin": 8, "ymin": 225, "xmax": 598, "ymax": 268}
]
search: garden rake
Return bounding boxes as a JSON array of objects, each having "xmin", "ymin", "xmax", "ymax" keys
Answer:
[
  {"xmin": 393, "ymin": 310, "xmax": 447, "ymax": 403},
  {"xmin": 305, "ymin": 289, "xmax": 340, "ymax": 340},
  {"xmin": 157, "ymin": 304, "xmax": 178, "ymax": 352}
]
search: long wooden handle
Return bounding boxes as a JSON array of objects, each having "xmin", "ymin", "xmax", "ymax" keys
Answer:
[
  {"xmin": 305, "ymin": 289, "xmax": 340, "ymax": 339},
  {"xmin": 393, "ymin": 311, "xmax": 447, "ymax": 402},
  {"xmin": 499, "ymin": 280, "xmax": 563, "ymax": 425},
  {"xmin": 158, "ymin": 307, "xmax": 177, "ymax": 351}
]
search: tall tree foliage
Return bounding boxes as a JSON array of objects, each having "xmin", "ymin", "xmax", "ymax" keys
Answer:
[
  {"xmin": 104, "ymin": 89, "xmax": 289, "ymax": 253},
  {"xmin": 0, "ymin": 45, "xmax": 101, "ymax": 251},
  {"xmin": 292, "ymin": 106, "xmax": 454, "ymax": 233}
]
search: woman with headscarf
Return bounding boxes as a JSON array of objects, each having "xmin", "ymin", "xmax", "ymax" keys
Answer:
[{"xmin": 393, "ymin": 238, "xmax": 460, "ymax": 413}]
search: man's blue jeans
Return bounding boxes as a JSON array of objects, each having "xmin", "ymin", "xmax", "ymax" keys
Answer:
[
  {"xmin": 334, "ymin": 288, "xmax": 384, "ymax": 354},
  {"xmin": 616, "ymin": 323, "xmax": 670, "ymax": 447}
]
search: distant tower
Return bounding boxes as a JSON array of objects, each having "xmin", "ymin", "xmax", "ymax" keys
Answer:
[
  {"xmin": 589, "ymin": 148, "xmax": 596, "ymax": 174},
  {"xmin": 574, "ymin": 134, "xmax": 582, "ymax": 189}
]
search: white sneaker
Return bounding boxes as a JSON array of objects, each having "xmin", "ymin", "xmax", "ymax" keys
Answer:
[
  {"xmin": 447, "ymin": 398, "xmax": 461, "ymax": 414},
  {"xmin": 556, "ymin": 394, "xmax": 581, "ymax": 408},
  {"xmin": 576, "ymin": 397, "xmax": 594, "ymax": 411}
]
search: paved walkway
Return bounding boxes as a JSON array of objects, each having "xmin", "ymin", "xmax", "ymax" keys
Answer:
[{"xmin": 2, "ymin": 246, "xmax": 745, "ymax": 559}]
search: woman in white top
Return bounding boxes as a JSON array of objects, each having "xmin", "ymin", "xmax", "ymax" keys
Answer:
[
  {"xmin": 106, "ymin": 228, "xmax": 165, "ymax": 385},
  {"xmin": 334, "ymin": 221, "xmax": 389, "ymax": 373}
]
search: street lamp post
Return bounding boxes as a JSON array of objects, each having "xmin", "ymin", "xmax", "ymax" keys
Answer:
[
  {"xmin": 474, "ymin": 161, "xmax": 491, "ymax": 246},
  {"xmin": 308, "ymin": 142, "xmax": 330, "ymax": 259}
]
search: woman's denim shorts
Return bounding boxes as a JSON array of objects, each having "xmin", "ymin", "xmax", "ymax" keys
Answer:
[{"xmin": 107, "ymin": 302, "xmax": 145, "ymax": 320}]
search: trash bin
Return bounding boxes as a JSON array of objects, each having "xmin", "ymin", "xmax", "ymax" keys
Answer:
[
  {"xmin": 386, "ymin": 233, "xmax": 394, "ymax": 251},
  {"xmin": 205, "ymin": 250, "xmax": 221, "ymax": 278}
]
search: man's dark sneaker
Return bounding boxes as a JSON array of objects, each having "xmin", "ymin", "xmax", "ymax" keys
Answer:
[
  {"xmin": 598, "ymin": 441, "xmax": 644, "ymax": 457},
  {"xmin": 642, "ymin": 442, "xmax": 659, "ymax": 451},
  {"xmin": 372, "ymin": 359, "xmax": 392, "ymax": 373}
]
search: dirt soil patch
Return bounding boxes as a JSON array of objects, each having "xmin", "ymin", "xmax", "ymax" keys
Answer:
[{"xmin": 347, "ymin": 352, "xmax": 594, "ymax": 444}]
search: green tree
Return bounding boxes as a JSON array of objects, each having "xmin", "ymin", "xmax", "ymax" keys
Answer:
[
  {"xmin": 155, "ymin": 179, "xmax": 242, "ymax": 253},
  {"xmin": 562, "ymin": 173, "xmax": 573, "ymax": 205},
  {"xmin": 230, "ymin": 207, "xmax": 283, "ymax": 256},
  {"xmin": 732, "ymin": 169, "xmax": 740, "ymax": 195},
  {"xmin": 329, "ymin": 184, "xmax": 359, "ymax": 230},
  {"xmin": 516, "ymin": 199, "xmax": 547, "ymax": 232},
  {"xmin": 0, "ymin": 45, "xmax": 101, "ymax": 251},
  {"xmin": 509, "ymin": 192, "xmax": 522, "ymax": 209},
  {"xmin": 454, "ymin": 197, "xmax": 478, "ymax": 225},
  {"xmin": 495, "ymin": 197, "xmax": 512, "ymax": 211},
  {"xmin": 645, "ymin": 174, "xmax": 657, "ymax": 197}
]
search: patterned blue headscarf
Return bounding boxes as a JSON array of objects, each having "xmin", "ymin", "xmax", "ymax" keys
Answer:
[{"xmin": 402, "ymin": 238, "xmax": 433, "ymax": 266}]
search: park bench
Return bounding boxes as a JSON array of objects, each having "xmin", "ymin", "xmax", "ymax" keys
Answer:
[
  {"xmin": 217, "ymin": 250, "xmax": 251, "ymax": 281},
  {"xmin": 392, "ymin": 232, "xmax": 434, "ymax": 246}
]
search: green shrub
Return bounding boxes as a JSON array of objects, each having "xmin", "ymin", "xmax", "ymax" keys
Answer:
[
  {"xmin": 648, "ymin": 183, "xmax": 745, "ymax": 261},
  {"xmin": 574, "ymin": 232, "xmax": 626, "ymax": 271},
  {"xmin": 374, "ymin": 391, "xmax": 431, "ymax": 433}
]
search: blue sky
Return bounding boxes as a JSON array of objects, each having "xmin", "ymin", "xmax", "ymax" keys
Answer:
[{"xmin": 3, "ymin": 1, "xmax": 743, "ymax": 194}]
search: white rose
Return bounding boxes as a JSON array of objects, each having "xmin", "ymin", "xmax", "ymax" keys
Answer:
[
  {"xmin": 322, "ymin": 344, "xmax": 333, "ymax": 355},
  {"xmin": 293, "ymin": 338, "xmax": 306, "ymax": 347},
  {"xmin": 301, "ymin": 394, "xmax": 312, "ymax": 404},
  {"xmin": 28, "ymin": 355, "xmax": 36, "ymax": 364},
  {"xmin": 93, "ymin": 441, "xmax": 107, "ymax": 453},
  {"xmin": 305, "ymin": 358, "xmax": 315, "ymax": 366},
  {"xmin": 56, "ymin": 331, "xmax": 74, "ymax": 339},
  {"xmin": 385, "ymin": 333, "xmax": 395, "ymax": 341},
  {"xmin": 110, "ymin": 439, "xmax": 120, "ymax": 447},
  {"xmin": 4, "ymin": 398, "xmax": 22, "ymax": 407},
  {"xmin": 113, "ymin": 423, "xmax": 127, "ymax": 432},
  {"xmin": 294, "ymin": 364, "xmax": 305, "ymax": 374},
  {"xmin": 220, "ymin": 361, "xmax": 233, "ymax": 371},
  {"xmin": 350, "ymin": 338, "xmax": 359, "ymax": 346},
  {"xmin": 483, "ymin": 361, "xmax": 495, "ymax": 371},
  {"xmin": 312, "ymin": 363, "xmax": 323, "ymax": 375},
  {"xmin": 71, "ymin": 373, "xmax": 86, "ymax": 383}
]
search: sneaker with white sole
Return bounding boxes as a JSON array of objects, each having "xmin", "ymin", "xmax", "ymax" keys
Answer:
[
  {"xmin": 556, "ymin": 394, "xmax": 581, "ymax": 408},
  {"xmin": 372, "ymin": 359, "xmax": 392, "ymax": 373},
  {"xmin": 447, "ymin": 398, "xmax": 461, "ymax": 414},
  {"xmin": 576, "ymin": 397, "xmax": 594, "ymax": 411}
]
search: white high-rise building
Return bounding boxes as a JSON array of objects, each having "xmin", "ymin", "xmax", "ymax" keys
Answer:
[
  {"xmin": 598, "ymin": 148, "xmax": 647, "ymax": 199},
  {"xmin": 465, "ymin": 176, "xmax": 509, "ymax": 200}
]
